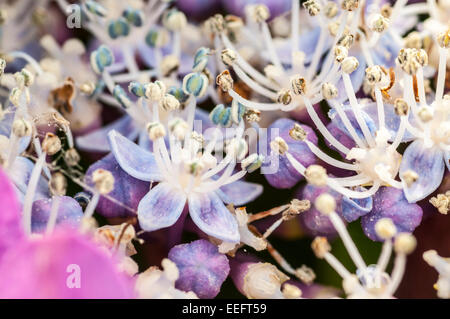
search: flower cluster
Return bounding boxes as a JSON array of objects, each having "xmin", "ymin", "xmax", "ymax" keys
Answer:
[{"xmin": 0, "ymin": 0, "xmax": 448, "ymax": 299}]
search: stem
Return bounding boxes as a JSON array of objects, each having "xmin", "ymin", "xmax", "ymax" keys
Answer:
[
  {"xmin": 45, "ymin": 195, "xmax": 61, "ymax": 235},
  {"xmin": 436, "ymin": 47, "xmax": 447, "ymax": 104}
]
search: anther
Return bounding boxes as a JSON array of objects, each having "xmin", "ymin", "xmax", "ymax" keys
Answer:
[
  {"xmin": 315, "ymin": 193, "xmax": 336, "ymax": 215},
  {"xmin": 303, "ymin": 0, "xmax": 321, "ymax": 16},
  {"xmin": 291, "ymin": 76, "xmax": 307, "ymax": 95},
  {"xmin": 277, "ymin": 89, "xmax": 293, "ymax": 105},
  {"xmin": 311, "ymin": 237, "xmax": 331, "ymax": 258},
  {"xmin": 42, "ymin": 133, "xmax": 62, "ymax": 155},
  {"xmin": 289, "ymin": 123, "xmax": 307, "ymax": 141},
  {"xmin": 394, "ymin": 233, "xmax": 417, "ymax": 254},
  {"xmin": 49, "ymin": 172, "xmax": 67, "ymax": 196},
  {"xmin": 216, "ymin": 70, "xmax": 234, "ymax": 92},
  {"xmin": 341, "ymin": 56, "xmax": 359, "ymax": 74},
  {"xmin": 394, "ymin": 98, "xmax": 409, "ymax": 116},
  {"xmin": 270, "ymin": 137, "xmax": 289, "ymax": 155},
  {"xmin": 92, "ymin": 169, "xmax": 115, "ymax": 195},
  {"xmin": 322, "ymin": 82, "xmax": 338, "ymax": 100},
  {"xmin": 375, "ymin": 218, "xmax": 397, "ymax": 240},
  {"xmin": 147, "ymin": 122, "xmax": 166, "ymax": 141},
  {"xmin": 305, "ymin": 165, "xmax": 328, "ymax": 187}
]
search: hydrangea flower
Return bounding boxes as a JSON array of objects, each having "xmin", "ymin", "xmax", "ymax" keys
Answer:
[{"xmin": 107, "ymin": 125, "xmax": 262, "ymax": 242}]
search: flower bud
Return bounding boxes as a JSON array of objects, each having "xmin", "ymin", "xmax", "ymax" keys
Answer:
[{"xmin": 242, "ymin": 263, "xmax": 289, "ymax": 299}]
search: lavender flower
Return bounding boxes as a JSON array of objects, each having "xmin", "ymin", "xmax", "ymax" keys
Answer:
[{"xmin": 168, "ymin": 239, "xmax": 230, "ymax": 298}]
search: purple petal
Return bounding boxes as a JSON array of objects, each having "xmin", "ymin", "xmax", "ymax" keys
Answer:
[
  {"xmin": 263, "ymin": 118, "xmax": 318, "ymax": 189},
  {"xmin": 222, "ymin": 0, "xmax": 291, "ymax": 18},
  {"xmin": 328, "ymin": 103, "xmax": 377, "ymax": 142},
  {"xmin": 218, "ymin": 180, "xmax": 263, "ymax": 206},
  {"xmin": 168, "ymin": 239, "xmax": 230, "ymax": 299},
  {"xmin": 297, "ymin": 184, "xmax": 343, "ymax": 237},
  {"xmin": 77, "ymin": 115, "xmax": 138, "ymax": 153},
  {"xmin": 341, "ymin": 193, "xmax": 373, "ymax": 222},
  {"xmin": 361, "ymin": 187, "xmax": 423, "ymax": 241},
  {"xmin": 8, "ymin": 156, "xmax": 49, "ymax": 201},
  {"xmin": 108, "ymin": 130, "xmax": 163, "ymax": 182},
  {"xmin": 85, "ymin": 154, "xmax": 149, "ymax": 218},
  {"xmin": 31, "ymin": 196, "xmax": 83, "ymax": 233},
  {"xmin": 0, "ymin": 229, "xmax": 135, "ymax": 298},
  {"xmin": 362, "ymin": 101, "xmax": 414, "ymax": 142},
  {"xmin": 399, "ymin": 140, "xmax": 445, "ymax": 203},
  {"xmin": 325, "ymin": 122, "xmax": 356, "ymax": 157},
  {"xmin": 138, "ymin": 182, "xmax": 187, "ymax": 232},
  {"xmin": 188, "ymin": 191, "xmax": 239, "ymax": 242}
]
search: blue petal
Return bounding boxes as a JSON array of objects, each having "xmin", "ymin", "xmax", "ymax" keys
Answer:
[
  {"xmin": 31, "ymin": 196, "xmax": 83, "ymax": 233},
  {"xmin": 400, "ymin": 140, "xmax": 445, "ymax": 203},
  {"xmin": 9, "ymin": 156, "xmax": 49, "ymax": 201},
  {"xmin": 76, "ymin": 115, "xmax": 138, "ymax": 152},
  {"xmin": 0, "ymin": 111, "xmax": 31, "ymax": 153},
  {"xmin": 361, "ymin": 101, "xmax": 414, "ymax": 142},
  {"xmin": 188, "ymin": 191, "xmax": 239, "ymax": 243},
  {"xmin": 137, "ymin": 182, "xmax": 187, "ymax": 231},
  {"xmin": 328, "ymin": 103, "xmax": 377, "ymax": 142},
  {"xmin": 371, "ymin": 33, "xmax": 401, "ymax": 67},
  {"xmin": 341, "ymin": 193, "xmax": 373, "ymax": 222},
  {"xmin": 275, "ymin": 27, "xmax": 328, "ymax": 66},
  {"xmin": 108, "ymin": 130, "xmax": 163, "ymax": 182},
  {"xmin": 217, "ymin": 180, "xmax": 263, "ymax": 206}
]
